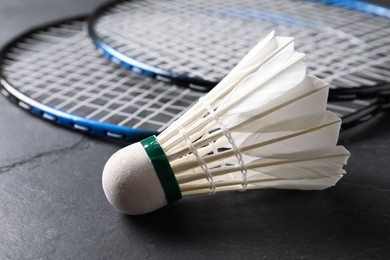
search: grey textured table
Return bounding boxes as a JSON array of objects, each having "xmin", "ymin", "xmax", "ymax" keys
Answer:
[{"xmin": 1, "ymin": 0, "xmax": 389, "ymax": 259}]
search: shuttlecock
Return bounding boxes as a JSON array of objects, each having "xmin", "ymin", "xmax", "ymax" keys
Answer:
[{"xmin": 102, "ymin": 32, "xmax": 350, "ymax": 215}]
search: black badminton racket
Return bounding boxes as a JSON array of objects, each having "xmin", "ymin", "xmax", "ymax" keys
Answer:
[
  {"xmin": 0, "ymin": 17, "xmax": 381, "ymax": 143},
  {"xmin": 88, "ymin": 0, "xmax": 390, "ymax": 101}
]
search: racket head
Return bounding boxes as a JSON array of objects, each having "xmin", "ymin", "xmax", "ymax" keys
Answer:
[
  {"xmin": 0, "ymin": 17, "xmax": 382, "ymax": 143},
  {"xmin": 87, "ymin": 0, "xmax": 390, "ymax": 100}
]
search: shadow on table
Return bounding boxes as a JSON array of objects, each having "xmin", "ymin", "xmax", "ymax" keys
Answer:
[{"xmin": 121, "ymin": 186, "xmax": 389, "ymax": 255}]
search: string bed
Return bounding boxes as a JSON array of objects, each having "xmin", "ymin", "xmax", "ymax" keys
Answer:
[{"xmin": 90, "ymin": 0, "xmax": 390, "ymax": 92}]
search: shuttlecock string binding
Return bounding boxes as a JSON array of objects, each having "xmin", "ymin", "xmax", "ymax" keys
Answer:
[
  {"xmin": 198, "ymin": 96, "xmax": 249, "ymax": 192},
  {"xmin": 176, "ymin": 123, "xmax": 216, "ymax": 193},
  {"xmin": 102, "ymin": 31, "xmax": 350, "ymax": 215}
]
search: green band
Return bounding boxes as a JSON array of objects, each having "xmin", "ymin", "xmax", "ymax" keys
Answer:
[{"xmin": 141, "ymin": 136, "xmax": 182, "ymax": 204}]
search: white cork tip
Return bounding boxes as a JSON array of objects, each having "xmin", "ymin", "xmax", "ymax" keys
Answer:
[{"xmin": 102, "ymin": 142, "xmax": 168, "ymax": 215}]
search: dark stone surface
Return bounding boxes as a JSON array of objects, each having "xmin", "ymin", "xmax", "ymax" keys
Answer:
[{"xmin": 0, "ymin": 0, "xmax": 389, "ymax": 259}]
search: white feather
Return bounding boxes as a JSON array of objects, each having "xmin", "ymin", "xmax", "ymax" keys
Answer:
[
  {"xmin": 225, "ymin": 75, "xmax": 329, "ymax": 129},
  {"xmin": 247, "ymin": 172, "xmax": 345, "ymax": 190},
  {"xmin": 222, "ymin": 51, "xmax": 306, "ymax": 116},
  {"xmin": 210, "ymin": 32, "xmax": 294, "ymax": 100},
  {"xmin": 240, "ymin": 112, "xmax": 340, "ymax": 157},
  {"xmin": 247, "ymin": 146, "xmax": 349, "ymax": 180}
]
